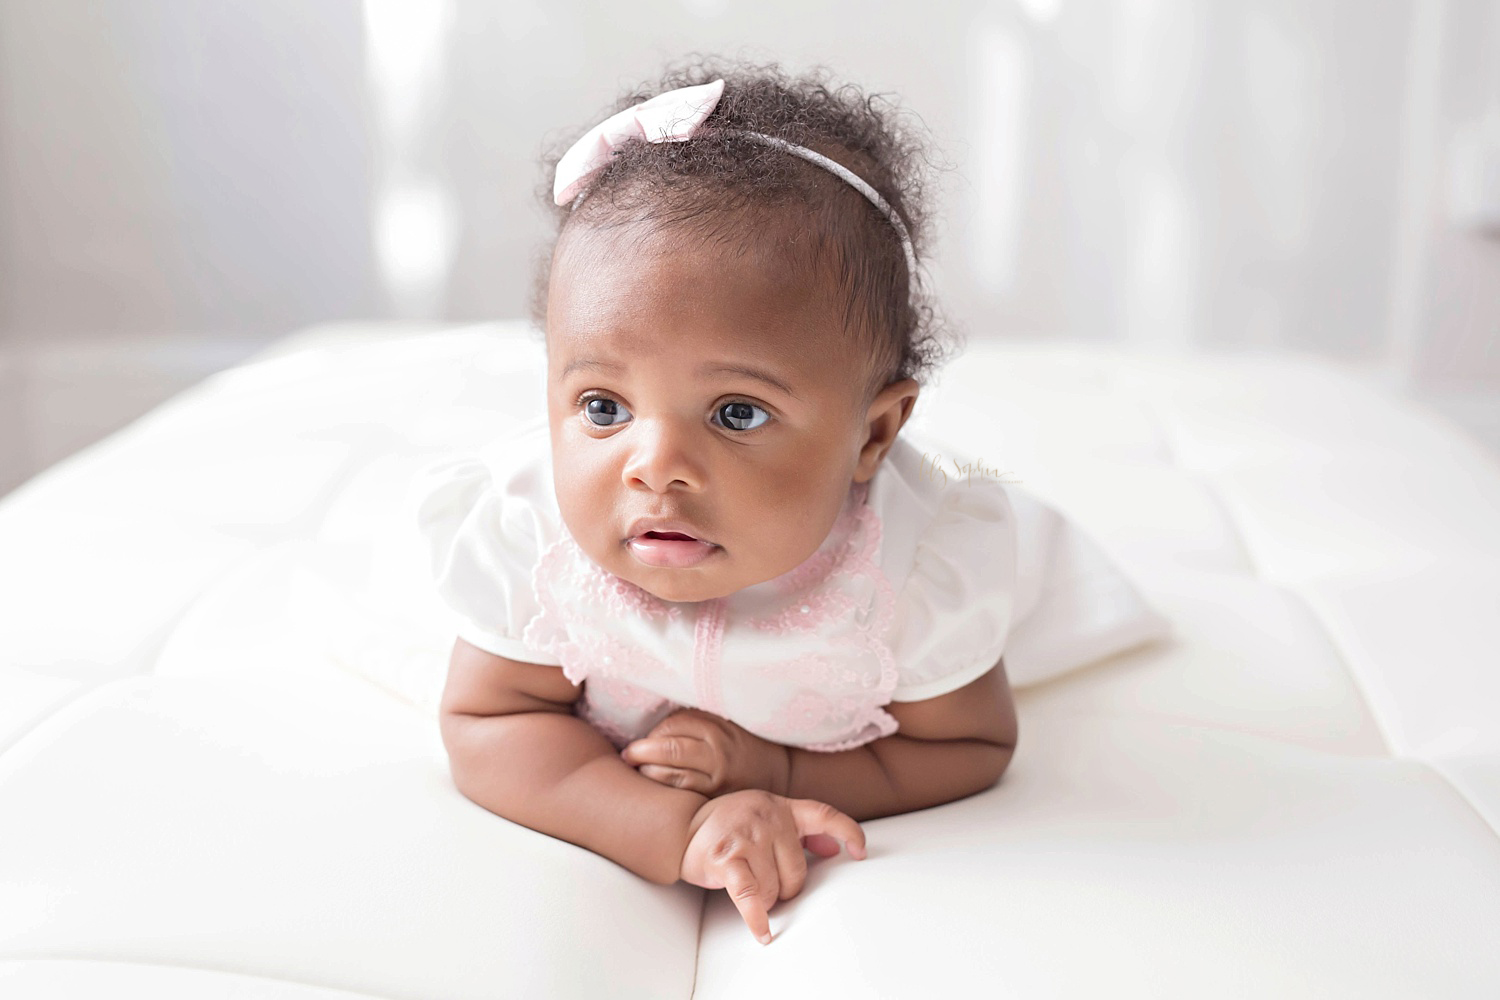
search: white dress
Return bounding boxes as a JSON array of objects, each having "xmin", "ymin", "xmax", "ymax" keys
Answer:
[{"xmin": 410, "ymin": 415, "xmax": 1168, "ymax": 752}]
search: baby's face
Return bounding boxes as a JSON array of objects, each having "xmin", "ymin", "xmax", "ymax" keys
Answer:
[{"xmin": 544, "ymin": 216, "xmax": 914, "ymax": 604}]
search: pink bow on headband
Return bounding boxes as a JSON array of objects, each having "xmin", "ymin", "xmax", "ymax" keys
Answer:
[{"xmin": 553, "ymin": 78, "xmax": 726, "ymax": 206}]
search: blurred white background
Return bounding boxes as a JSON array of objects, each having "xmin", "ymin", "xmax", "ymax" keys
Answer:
[{"xmin": 2, "ymin": 0, "xmax": 1498, "ymax": 497}]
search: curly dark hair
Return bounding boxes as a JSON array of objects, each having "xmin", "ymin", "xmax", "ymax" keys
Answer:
[{"xmin": 527, "ymin": 55, "xmax": 963, "ymax": 404}]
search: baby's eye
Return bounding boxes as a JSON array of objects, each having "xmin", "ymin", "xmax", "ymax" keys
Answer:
[
  {"xmin": 583, "ymin": 396, "xmax": 631, "ymax": 427},
  {"xmin": 715, "ymin": 400, "xmax": 770, "ymax": 432}
]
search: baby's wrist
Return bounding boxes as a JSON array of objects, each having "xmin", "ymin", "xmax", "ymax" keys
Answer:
[
  {"xmin": 724, "ymin": 746, "xmax": 787, "ymax": 799},
  {"xmin": 749, "ymin": 741, "xmax": 792, "ymax": 798},
  {"xmin": 676, "ymin": 796, "xmax": 717, "ymax": 881},
  {"xmin": 738, "ymin": 736, "xmax": 792, "ymax": 798},
  {"xmin": 776, "ymin": 744, "xmax": 794, "ymax": 798}
]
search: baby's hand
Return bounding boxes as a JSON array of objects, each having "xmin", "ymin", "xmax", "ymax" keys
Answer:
[
  {"xmin": 680, "ymin": 789, "xmax": 867, "ymax": 945},
  {"xmin": 621, "ymin": 708, "xmax": 790, "ymax": 797}
]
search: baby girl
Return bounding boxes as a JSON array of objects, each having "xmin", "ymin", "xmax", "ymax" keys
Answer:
[{"xmin": 416, "ymin": 60, "xmax": 1021, "ymax": 946}]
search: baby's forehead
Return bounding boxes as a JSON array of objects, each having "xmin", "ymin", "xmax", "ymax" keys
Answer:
[
  {"xmin": 546, "ymin": 299, "xmax": 867, "ymax": 407},
  {"xmin": 561, "ymin": 204, "xmax": 801, "ymax": 263},
  {"xmin": 554, "ymin": 211, "xmax": 839, "ymax": 311},
  {"xmin": 549, "ymin": 312, "xmax": 827, "ymax": 377},
  {"xmin": 548, "ymin": 208, "xmax": 883, "ymax": 390}
]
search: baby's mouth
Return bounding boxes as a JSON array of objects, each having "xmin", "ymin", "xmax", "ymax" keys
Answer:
[{"xmin": 627, "ymin": 531, "xmax": 721, "ymax": 569}]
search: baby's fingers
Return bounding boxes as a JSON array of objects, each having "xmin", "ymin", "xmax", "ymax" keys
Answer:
[
  {"xmin": 773, "ymin": 828, "xmax": 811, "ymax": 901},
  {"xmin": 720, "ymin": 855, "xmax": 776, "ymax": 945},
  {"xmin": 623, "ymin": 735, "xmax": 706, "ymax": 773},
  {"xmin": 790, "ymin": 798, "xmax": 868, "ymax": 860},
  {"xmin": 624, "ymin": 735, "xmax": 724, "ymax": 794},
  {"xmin": 802, "ymin": 833, "xmax": 842, "ymax": 858},
  {"xmin": 635, "ymin": 763, "xmax": 714, "ymax": 794}
]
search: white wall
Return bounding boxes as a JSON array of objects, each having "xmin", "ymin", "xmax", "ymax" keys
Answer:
[
  {"xmin": 2, "ymin": 0, "xmax": 1498, "ymax": 496},
  {"xmin": 1399, "ymin": 0, "xmax": 1500, "ymax": 388},
  {"xmin": 0, "ymin": 1, "xmax": 378, "ymax": 341},
  {"xmin": 0, "ymin": 0, "xmax": 378, "ymax": 492},
  {"xmin": 379, "ymin": 0, "xmax": 1500, "ymax": 383}
]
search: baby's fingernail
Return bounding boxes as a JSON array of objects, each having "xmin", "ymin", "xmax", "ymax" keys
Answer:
[{"xmin": 758, "ymin": 932, "xmax": 771, "ymax": 945}]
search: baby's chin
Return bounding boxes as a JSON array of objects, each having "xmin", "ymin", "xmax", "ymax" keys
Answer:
[
  {"xmin": 609, "ymin": 546, "xmax": 770, "ymax": 605},
  {"xmin": 601, "ymin": 533, "xmax": 822, "ymax": 604},
  {"xmin": 620, "ymin": 562, "xmax": 735, "ymax": 605}
]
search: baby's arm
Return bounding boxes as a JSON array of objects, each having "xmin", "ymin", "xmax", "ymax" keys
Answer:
[
  {"xmin": 439, "ymin": 637, "xmax": 708, "ymax": 885},
  {"xmin": 784, "ymin": 658, "xmax": 1018, "ymax": 821}
]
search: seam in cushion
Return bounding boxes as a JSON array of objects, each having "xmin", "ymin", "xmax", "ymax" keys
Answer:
[{"xmin": 0, "ymin": 954, "xmax": 406, "ymax": 1000}]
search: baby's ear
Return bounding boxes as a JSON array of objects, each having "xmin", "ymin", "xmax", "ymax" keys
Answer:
[{"xmin": 853, "ymin": 378, "xmax": 920, "ymax": 482}]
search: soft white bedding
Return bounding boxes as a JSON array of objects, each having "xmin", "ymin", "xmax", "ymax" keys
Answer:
[{"xmin": 2, "ymin": 320, "xmax": 1498, "ymax": 999}]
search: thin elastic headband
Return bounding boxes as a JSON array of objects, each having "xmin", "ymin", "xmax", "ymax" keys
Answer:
[
  {"xmin": 734, "ymin": 132, "xmax": 918, "ymax": 279},
  {"xmin": 552, "ymin": 78, "xmax": 917, "ymax": 280}
]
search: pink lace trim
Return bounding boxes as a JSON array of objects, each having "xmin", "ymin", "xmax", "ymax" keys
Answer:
[
  {"xmin": 691, "ymin": 597, "xmax": 728, "ymax": 716},
  {"xmin": 761, "ymin": 690, "xmax": 899, "ymax": 752},
  {"xmin": 522, "ymin": 534, "xmax": 682, "ymax": 685},
  {"xmin": 757, "ymin": 480, "xmax": 868, "ymax": 604},
  {"xmin": 744, "ymin": 482, "xmax": 863, "ymax": 634},
  {"xmin": 745, "ymin": 483, "xmax": 903, "ymax": 751},
  {"xmin": 573, "ymin": 677, "xmax": 675, "ymax": 752},
  {"xmin": 522, "ymin": 532, "xmax": 698, "ymax": 746},
  {"xmin": 596, "ymin": 676, "xmax": 672, "ymax": 713},
  {"xmin": 769, "ymin": 546, "xmax": 842, "ymax": 598},
  {"xmin": 522, "ymin": 479, "xmax": 903, "ymax": 752},
  {"xmin": 747, "ymin": 588, "xmax": 860, "ymax": 635}
]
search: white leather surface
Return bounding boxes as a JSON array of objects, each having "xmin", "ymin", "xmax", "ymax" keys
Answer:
[
  {"xmin": 2, "ymin": 321, "xmax": 1497, "ymax": 998},
  {"xmin": 0, "ymin": 960, "xmax": 395, "ymax": 1000},
  {"xmin": 695, "ymin": 713, "xmax": 1500, "ymax": 998}
]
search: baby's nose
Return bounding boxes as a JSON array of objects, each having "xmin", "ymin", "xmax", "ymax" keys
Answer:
[{"xmin": 621, "ymin": 420, "xmax": 706, "ymax": 492}]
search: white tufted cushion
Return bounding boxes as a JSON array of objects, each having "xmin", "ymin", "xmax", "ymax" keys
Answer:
[{"xmin": 2, "ymin": 321, "xmax": 1497, "ymax": 998}]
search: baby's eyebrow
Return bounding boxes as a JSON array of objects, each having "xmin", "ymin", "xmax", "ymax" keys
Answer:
[
  {"xmin": 559, "ymin": 358, "xmax": 623, "ymax": 379},
  {"xmin": 559, "ymin": 358, "xmax": 799, "ymax": 400},
  {"xmin": 697, "ymin": 363, "xmax": 798, "ymax": 400}
]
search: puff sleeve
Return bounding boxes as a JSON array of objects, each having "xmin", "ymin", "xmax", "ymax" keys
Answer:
[
  {"xmin": 885, "ymin": 478, "xmax": 1019, "ymax": 702},
  {"xmin": 998, "ymin": 487, "xmax": 1173, "ymax": 689},
  {"xmin": 406, "ymin": 455, "xmax": 563, "ymax": 666}
]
